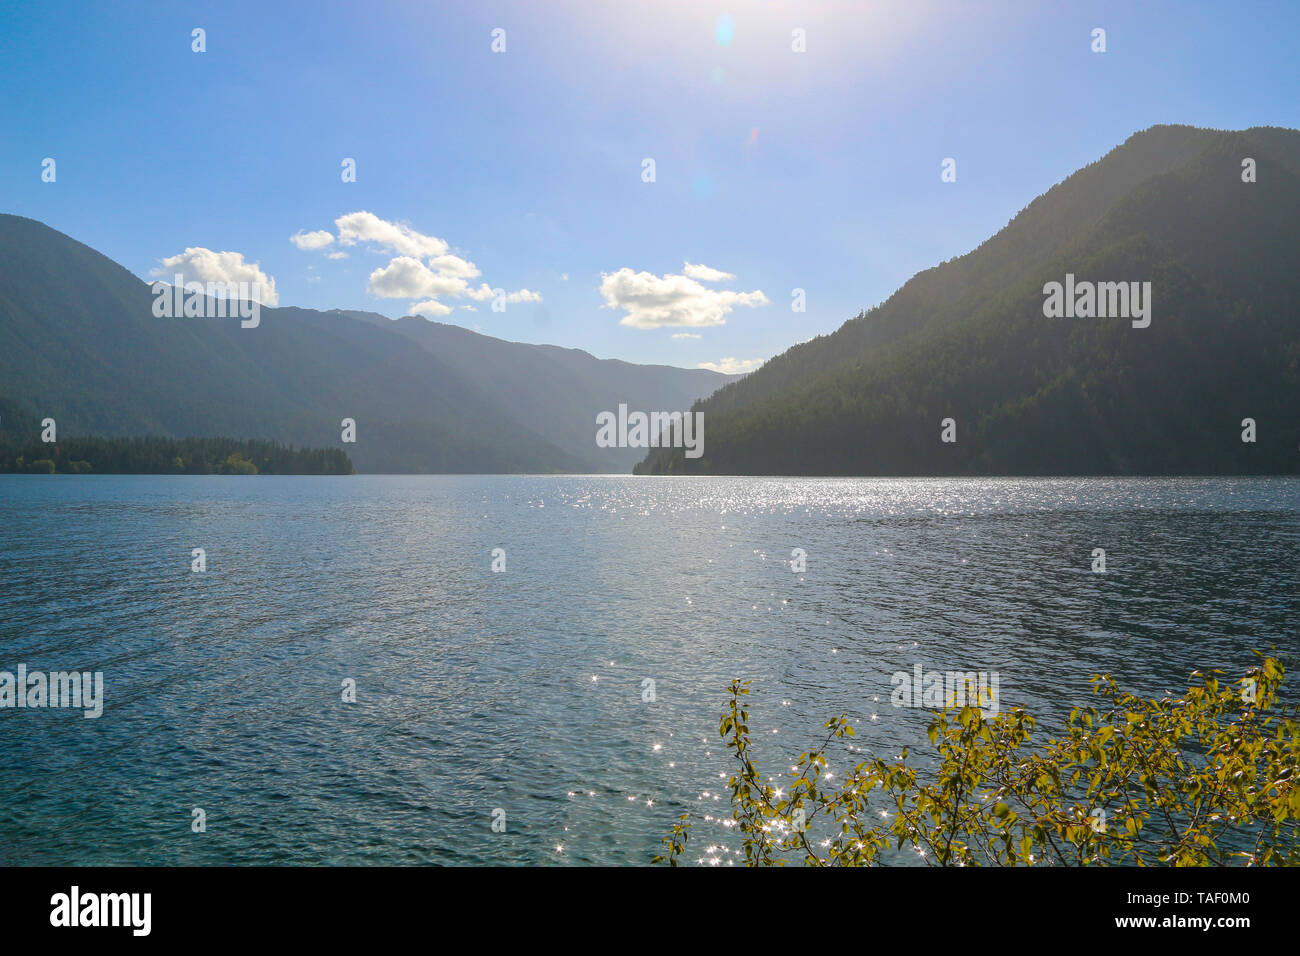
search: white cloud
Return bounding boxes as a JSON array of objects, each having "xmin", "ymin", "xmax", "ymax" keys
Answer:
[
  {"xmin": 410, "ymin": 299, "xmax": 454, "ymax": 318},
  {"xmin": 367, "ymin": 256, "xmax": 468, "ymax": 299},
  {"xmin": 290, "ymin": 229, "xmax": 334, "ymax": 250},
  {"xmin": 698, "ymin": 356, "xmax": 763, "ymax": 375},
  {"xmin": 154, "ymin": 247, "xmax": 279, "ymax": 306},
  {"xmin": 464, "ymin": 283, "xmax": 541, "ymax": 303},
  {"xmin": 682, "ymin": 262, "xmax": 735, "ymax": 282},
  {"xmin": 335, "ymin": 211, "xmax": 449, "ymax": 258},
  {"xmin": 671, "ymin": 332, "xmax": 701, "ymax": 339},
  {"xmin": 428, "ymin": 254, "xmax": 480, "ymax": 279},
  {"xmin": 292, "ymin": 211, "xmax": 539, "ymax": 314},
  {"xmin": 600, "ymin": 267, "xmax": 767, "ymax": 329}
]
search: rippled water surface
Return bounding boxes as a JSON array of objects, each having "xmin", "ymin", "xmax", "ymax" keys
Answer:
[{"xmin": 1, "ymin": 476, "xmax": 1296, "ymax": 865}]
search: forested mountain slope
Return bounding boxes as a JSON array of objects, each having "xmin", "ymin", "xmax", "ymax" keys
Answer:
[{"xmin": 637, "ymin": 126, "xmax": 1300, "ymax": 475}]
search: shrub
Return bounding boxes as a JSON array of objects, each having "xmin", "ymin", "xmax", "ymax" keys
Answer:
[{"xmin": 655, "ymin": 654, "xmax": 1298, "ymax": 866}]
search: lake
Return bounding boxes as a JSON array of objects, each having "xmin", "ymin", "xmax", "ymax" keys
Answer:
[{"xmin": 0, "ymin": 475, "xmax": 1296, "ymax": 865}]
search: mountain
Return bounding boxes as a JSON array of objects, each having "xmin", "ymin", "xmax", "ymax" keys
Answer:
[
  {"xmin": 636, "ymin": 125, "xmax": 1300, "ymax": 475},
  {"xmin": 338, "ymin": 310, "xmax": 737, "ymax": 471},
  {"xmin": 0, "ymin": 215, "xmax": 735, "ymax": 473}
]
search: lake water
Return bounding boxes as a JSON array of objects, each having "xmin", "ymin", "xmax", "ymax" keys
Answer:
[{"xmin": 0, "ymin": 475, "xmax": 1296, "ymax": 865}]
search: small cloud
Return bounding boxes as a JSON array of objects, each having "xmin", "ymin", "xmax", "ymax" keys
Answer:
[
  {"xmin": 428, "ymin": 253, "xmax": 480, "ymax": 279},
  {"xmin": 600, "ymin": 267, "xmax": 767, "ymax": 329},
  {"xmin": 335, "ymin": 211, "xmax": 448, "ymax": 258},
  {"xmin": 682, "ymin": 262, "xmax": 735, "ymax": 282},
  {"xmin": 329, "ymin": 211, "xmax": 534, "ymax": 315},
  {"xmin": 465, "ymin": 284, "xmax": 542, "ymax": 303},
  {"xmin": 368, "ymin": 256, "xmax": 466, "ymax": 300},
  {"xmin": 153, "ymin": 247, "xmax": 279, "ymax": 306},
  {"xmin": 560, "ymin": 272, "xmax": 569, "ymax": 281},
  {"xmin": 411, "ymin": 299, "xmax": 454, "ymax": 318},
  {"xmin": 326, "ymin": 251, "xmax": 348, "ymax": 260},
  {"xmin": 290, "ymin": 229, "xmax": 334, "ymax": 250},
  {"xmin": 698, "ymin": 356, "xmax": 763, "ymax": 375},
  {"xmin": 671, "ymin": 332, "xmax": 701, "ymax": 339}
]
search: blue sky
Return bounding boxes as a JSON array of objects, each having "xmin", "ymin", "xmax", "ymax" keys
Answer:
[{"xmin": 2, "ymin": 0, "xmax": 1297, "ymax": 373}]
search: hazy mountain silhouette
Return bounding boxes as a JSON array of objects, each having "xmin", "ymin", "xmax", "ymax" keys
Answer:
[
  {"xmin": 340, "ymin": 310, "xmax": 738, "ymax": 471},
  {"xmin": 0, "ymin": 215, "xmax": 736, "ymax": 473}
]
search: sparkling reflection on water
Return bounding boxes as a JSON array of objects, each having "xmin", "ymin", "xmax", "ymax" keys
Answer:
[{"xmin": 0, "ymin": 476, "xmax": 1296, "ymax": 865}]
